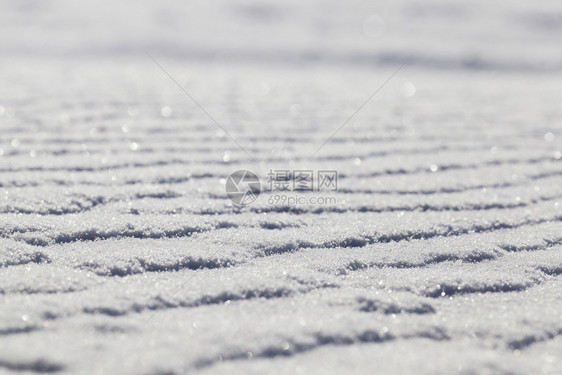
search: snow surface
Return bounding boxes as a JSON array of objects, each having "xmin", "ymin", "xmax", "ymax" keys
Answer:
[{"xmin": 1, "ymin": 0, "xmax": 562, "ymax": 374}]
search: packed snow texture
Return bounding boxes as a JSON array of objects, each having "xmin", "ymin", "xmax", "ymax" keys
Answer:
[{"xmin": 1, "ymin": 0, "xmax": 562, "ymax": 374}]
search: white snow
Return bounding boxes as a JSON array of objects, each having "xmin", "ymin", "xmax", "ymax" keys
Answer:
[{"xmin": 1, "ymin": 0, "xmax": 561, "ymax": 374}]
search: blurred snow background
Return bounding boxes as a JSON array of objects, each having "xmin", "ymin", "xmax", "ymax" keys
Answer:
[{"xmin": 2, "ymin": 0, "xmax": 562, "ymax": 68}]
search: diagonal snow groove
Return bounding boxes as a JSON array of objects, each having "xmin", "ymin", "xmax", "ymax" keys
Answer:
[
  {"xmin": 0, "ymin": 360, "xmax": 64, "ymax": 374},
  {"xmin": 192, "ymin": 326, "xmax": 450, "ymax": 371},
  {"xmin": 257, "ymin": 215, "xmax": 562, "ymax": 256},
  {"xmin": 78, "ymin": 256, "xmax": 237, "ymax": 277},
  {"xmin": 0, "ymin": 154, "xmax": 557, "ymax": 177},
  {"xmin": 499, "ymin": 238, "xmax": 562, "ymax": 252},
  {"xmin": 506, "ymin": 328, "xmax": 562, "ymax": 350}
]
